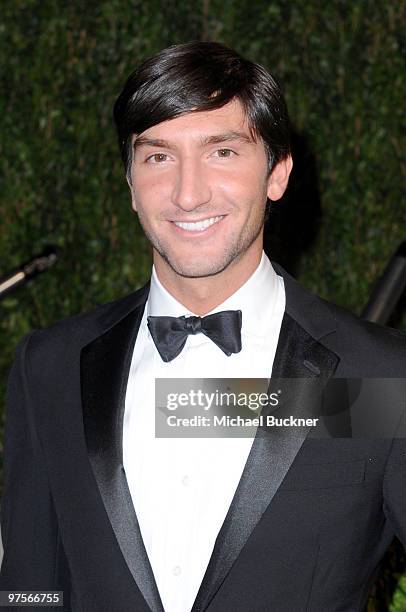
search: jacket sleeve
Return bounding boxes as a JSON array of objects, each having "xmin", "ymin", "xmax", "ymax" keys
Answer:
[
  {"xmin": 0, "ymin": 331, "xmax": 71, "ymax": 604},
  {"xmin": 383, "ymin": 404, "xmax": 406, "ymax": 549}
]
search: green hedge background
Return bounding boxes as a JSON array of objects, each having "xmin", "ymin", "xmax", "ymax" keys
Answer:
[{"xmin": 1, "ymin": 1, "xmax": 405, "ymax": 609}]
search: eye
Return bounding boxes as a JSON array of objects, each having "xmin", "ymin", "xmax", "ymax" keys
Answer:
[
  {"xmin": 146, "ymin": 153, "xmax": 168, "ymax": 163},
  {"xmin": 214, "ymin": 148, "xmax": 236, "ymax": 158}
]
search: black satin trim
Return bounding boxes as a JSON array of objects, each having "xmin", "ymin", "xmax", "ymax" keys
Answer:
[
  {"xmin": 191, "ymin": 312, "xmax": 340, "ymax": 611},
  {"xmin": 81, "ymin": 301, "xmax": 164, "ymax": 612}
]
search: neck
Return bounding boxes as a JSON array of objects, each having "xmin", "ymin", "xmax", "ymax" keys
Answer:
[{"xmin": 153, "ymin": 246, "xmax": 263, "ymax": 316}]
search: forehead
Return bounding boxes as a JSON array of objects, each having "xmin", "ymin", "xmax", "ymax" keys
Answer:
[{"xmin": 136, "ymin": 98, "xmax": 252, "ymax": 141}]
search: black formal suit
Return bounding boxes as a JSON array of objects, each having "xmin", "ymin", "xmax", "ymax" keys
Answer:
[{"xmin": 0, "ymin": 262, "xmax": 406, "ymax": 612}]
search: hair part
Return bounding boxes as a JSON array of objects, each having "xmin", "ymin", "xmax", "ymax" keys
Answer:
[{"xmin": 114, "ymin": 41, "xmax": 291, "ymax": 181}]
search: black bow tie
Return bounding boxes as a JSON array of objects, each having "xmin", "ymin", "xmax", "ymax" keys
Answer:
[{"xmin": 147, "ymin": 310, "xmax": 242, "ymax": 362}]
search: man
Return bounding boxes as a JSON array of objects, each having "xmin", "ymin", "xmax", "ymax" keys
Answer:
[{"xmin": 0, "ymin": 41, "xmax": 405, "ymax": 612}]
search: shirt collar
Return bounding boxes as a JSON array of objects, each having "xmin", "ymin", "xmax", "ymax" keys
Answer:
[{"xmin": 147, "ymin": 250, "xmax": 282, "ymax": 339}]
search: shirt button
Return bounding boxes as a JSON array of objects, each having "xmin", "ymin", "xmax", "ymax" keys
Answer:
[
  {"xmin": 172, "ymin": 565, "xmax": 181, "ymax": 576},
  {"xmin": 181, "ymin": 475, "xmax": 190, "ymax": 486}
]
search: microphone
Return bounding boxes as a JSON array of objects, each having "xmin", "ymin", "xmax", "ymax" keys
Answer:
[
  {"xmin": 362, "ymin": 242, "xmax": 406, "ymax": 325},
  {"xmin": 0, "ymin": 246, "xmax": 59, "ymax": 300}
]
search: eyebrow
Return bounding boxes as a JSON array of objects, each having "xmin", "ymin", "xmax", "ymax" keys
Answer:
[{"xmin": 133, "ymin": 130, "xmax": 255, "ymax": 151}]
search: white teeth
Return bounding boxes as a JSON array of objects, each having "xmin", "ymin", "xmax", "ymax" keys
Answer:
[{"xmin": 173, "ymin": 215, "xmax": 224, "ymax": 231}]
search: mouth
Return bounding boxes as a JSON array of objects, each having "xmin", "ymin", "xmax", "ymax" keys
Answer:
[{"xmin": 170, "ymin": 215, "xmax": 226, "ymax": 235}]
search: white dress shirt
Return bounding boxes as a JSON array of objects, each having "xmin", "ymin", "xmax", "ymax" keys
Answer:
[{"xmin": 123, "ymin": 250, "xmax": 286, "ymax": 612}]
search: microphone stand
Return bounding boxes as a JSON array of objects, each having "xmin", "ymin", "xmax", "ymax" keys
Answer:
[{"xmin": 0, "ymin": 247, "xmax": 58, "ymax": 301}]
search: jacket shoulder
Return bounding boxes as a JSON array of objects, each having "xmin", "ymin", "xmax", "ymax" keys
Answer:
[
  {"xmin": 275, "ymin": 260, "xmax": 406, "ymax": 374},
  {"xmin": 21, "ymin": 281, "xmax": 150, "ymax": 363},
  {"xmin": 319, "ymin": 297, "xmax": 406, "ymax": 376}
]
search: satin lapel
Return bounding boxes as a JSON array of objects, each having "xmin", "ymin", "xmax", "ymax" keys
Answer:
[
  {"xmin": 81, "ymin": 299, "xmax": 164, "ymax": 612},
  {"xmin": 191, "ymin": 312, "xmax": 340, "ymax": 612}
]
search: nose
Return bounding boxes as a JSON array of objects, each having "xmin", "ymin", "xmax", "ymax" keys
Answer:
[{"xmin": 171, "ymin": 157, "xmax": 212, "ymax": 212}]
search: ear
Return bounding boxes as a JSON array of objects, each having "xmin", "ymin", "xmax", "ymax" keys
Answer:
[
  {"xmin": 267, "ymin": 155, "xmax": 293, "ymax": 201},
  {"xmin": 126, "ymin": 175, "xmax": 138, "ymax": 212}
]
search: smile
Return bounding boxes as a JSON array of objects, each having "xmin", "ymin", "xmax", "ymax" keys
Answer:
[{"xmin": 172, "ymin": 215, "xmax": 224, "ymax": 232}]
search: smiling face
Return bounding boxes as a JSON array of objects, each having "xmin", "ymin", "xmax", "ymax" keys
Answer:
[{"xmin": 128, "ymin": 98, "xmax": 292, "ymax": 281}]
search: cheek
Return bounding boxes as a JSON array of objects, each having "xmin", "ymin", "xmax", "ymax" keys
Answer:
[
  {"xmin": 132, "ymin": 175, "xmax": 170, "ymax": 209},
  {"xmin": 216, "ymin": 177, "xmax": 267, "ymax": 213},
  {"xmin": 214, "ymin": 171, "xmax": 249, "ymax": 200},
  {"xmin": 212, "ymin": 162, "xmax": 268, "ymax": 201}
]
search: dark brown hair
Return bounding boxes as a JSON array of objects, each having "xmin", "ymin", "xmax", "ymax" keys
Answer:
[{"xmin": 114, "ymin": 41, "xmax": 291, "ymax": 178}]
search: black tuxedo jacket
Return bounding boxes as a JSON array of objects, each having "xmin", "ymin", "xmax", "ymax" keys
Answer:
[{"xmin": 1, "ymin": 262, "xmax": 406, "ymax": 612}]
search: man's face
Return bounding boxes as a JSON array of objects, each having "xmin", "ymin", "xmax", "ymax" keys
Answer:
[{"xmin": 128, "ymin": 98, "xmax": 291, "ymax": 279}]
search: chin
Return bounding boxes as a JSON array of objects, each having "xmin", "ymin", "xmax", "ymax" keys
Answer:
[
  {"xmin": 165, "ymin": 252, "xmax": 232, "ymax": 279},
  {"xmin": 171, "ymin": 262, "xmax": 225, "ymax": 279}
]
